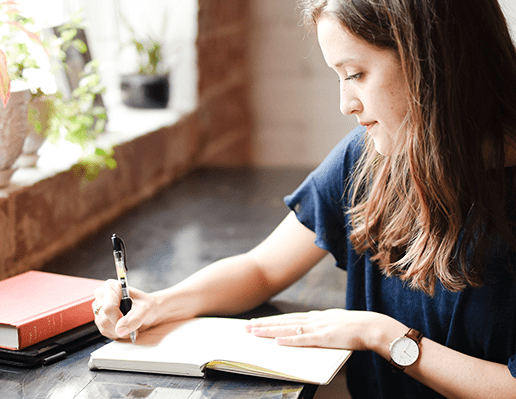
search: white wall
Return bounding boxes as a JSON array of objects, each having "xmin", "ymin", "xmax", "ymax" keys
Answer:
[
  {"xmin": 500, "ymin": 0, "xmax": 516, "ymax": 30},
  {"xmin": 249, "ymin": 1, "xmax": 357, "ymax": 168}
]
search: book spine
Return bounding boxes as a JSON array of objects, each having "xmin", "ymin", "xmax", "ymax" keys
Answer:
[{"xmin": 17, "ymin": 298, "xmax": 95, "ymax": 349}]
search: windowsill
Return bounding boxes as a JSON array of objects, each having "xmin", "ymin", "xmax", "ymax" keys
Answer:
[
  {"xmin": 10, "ymin": 104, "xmax": 183, "ymax": 188},
  {"xmin": 1, "ymin": 101, "xmax": 202, "ymax": 281}
]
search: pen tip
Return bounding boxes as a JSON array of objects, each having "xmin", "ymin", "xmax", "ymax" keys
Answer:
[{"xmin": 130, "ymin": 332, "xmax": 136, "ymax": 344}]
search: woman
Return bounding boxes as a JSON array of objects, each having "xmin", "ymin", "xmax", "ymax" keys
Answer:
[{"xmin": 94, "ymin": 0, "xmax": 516, "ymax": 397}]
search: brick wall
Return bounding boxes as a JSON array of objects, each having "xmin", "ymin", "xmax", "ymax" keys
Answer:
[
  {"xmin": 196, "ymin": 0, "xmax": 252, "ymax": 165},
  {"xmin": 0, "ymin": 0, "xmax": 253, "ymax": 280}
]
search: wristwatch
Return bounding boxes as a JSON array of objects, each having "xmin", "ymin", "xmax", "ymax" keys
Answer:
[{"xmin": 389, "ymin": 328, "xmax": 423, "ymax": 371}]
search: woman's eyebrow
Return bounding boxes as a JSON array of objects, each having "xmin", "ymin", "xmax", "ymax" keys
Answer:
[{"xmin": 334, "ymin": 57, "xmax": 358, "ymax": 68}]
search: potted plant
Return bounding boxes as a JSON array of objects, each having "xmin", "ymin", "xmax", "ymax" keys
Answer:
[
  {"xmin": 117, "ymin": 5, "xmax": 170, "ymax": 109},
  {"xmin": 16, "ymin": 15, "xmax": 103, "ymax": 169},
  {"xmin": 15, "ymin": 88, "xmax": 55, "ymax": 168},
  {"xmin": 0, "ymin": 0, "xmax": 46, "ymax": 185},
  {"xmin": 0, "ymin": 2, "xmax": 115, "ymax": 184},
  {"xmin": 47, "ymin": 59, "xmax": 116, "ymax": 181},
  {"xmin": 43, "ymin": 17, "xmax": 115, "ymax": 180}
]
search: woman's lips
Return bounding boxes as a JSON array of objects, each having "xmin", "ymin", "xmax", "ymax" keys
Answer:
[{"xmin": 361, "ymin": 122, "xmax": 377, "ymax": 132}]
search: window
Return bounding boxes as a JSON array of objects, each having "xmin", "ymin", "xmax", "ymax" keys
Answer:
[
  {"xmin": 11, "ymin": 0, "xmax": 198, "ymax": 180},
  {"xmin": 16, "ymin": 0, "xmax": 198, "ymax": 112}
]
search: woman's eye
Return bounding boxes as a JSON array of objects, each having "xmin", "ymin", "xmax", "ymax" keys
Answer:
[{"xmin": 345, "ymin": 73, "xmax": 362, "ymax": 81}]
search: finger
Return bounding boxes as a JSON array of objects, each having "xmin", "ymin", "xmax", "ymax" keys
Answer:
[
  {"xmin": 104, "ymin": 279, "xmax": 123, "ymax": 302},
  {"xmin": 101, "ymin": 280, "xmax": 125, "ymax": 322},
  {"xmin": 245, "ymin": 313, "xmax": 309, "ymax": 331},
  {"xmin": 276, "ymin": 333, "xmax": 320, "ymax": 347},
  {"xmin": 114, "ymin": 319, "xmax": 132, "ymax": 339},
  {"xmin": 93, "ymin": 280, "xmax": 124, "ymax": 339},
  {"xmin": 253, "ymin": 312, "xmax": 309, "ymax": 323},
  {"xmin": 250, "ymin": 324, "xmax": 304, "ymax": 338},
  {"xmin": 94, "ymin": 309, "xmax": 118, "ymax": 340},
  {"xmin": 92, "ymin": 300, "xmax": 105, "ymax": 320},
  {"xmin": 114, "ymin": 298, "xmax": 147, "ymax": 338},
  {"xmin": 92, "ymin": 286, "xmax": 105, "ymax": 315},
  {"xmin": 115, "ymin": 314, "xmax": 142, "ymax": 339},
  {"xmin": 93, "ymin": 287, "xmax": 103, "ymax": 304},
  {"xmin": 92, "ymin": 299, "xmax": 100, "ymax": 315}
]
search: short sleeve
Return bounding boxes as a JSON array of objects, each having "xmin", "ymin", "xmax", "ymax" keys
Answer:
[
  {"xmin": 509, "ymin": 354, "xmax": 516, "ymax": 378},
  {"xmin": 284, "ymin": 126, "xmax": 366, "ymax": 267}
]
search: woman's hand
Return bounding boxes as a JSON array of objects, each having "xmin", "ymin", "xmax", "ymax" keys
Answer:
[
  {"xmin": 92, "ymin": 279, "xmax": 159, "ymax": 340},
  {"xmin": 245, "ymin": 309, "xmax": 396, "ymax": 351}
]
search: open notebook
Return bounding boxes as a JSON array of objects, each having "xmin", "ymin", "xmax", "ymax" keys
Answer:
[{"xmin": 88, "ymin": 317, "xmax": 352, "ymax": 385}]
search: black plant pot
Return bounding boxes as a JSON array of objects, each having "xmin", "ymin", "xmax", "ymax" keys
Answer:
[{"xmin": 121, "ymin": 74, "xmax": 170, "ymax": 109}]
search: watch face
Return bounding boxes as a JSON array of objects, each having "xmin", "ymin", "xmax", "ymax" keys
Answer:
[{"xmin": 390, "ymin": 336, "xmax": 419, "ymax": 367}]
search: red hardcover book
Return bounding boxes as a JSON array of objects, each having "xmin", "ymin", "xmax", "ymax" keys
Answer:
[{"xmin": 0, "ymin": 271, "xmax": 104, "ymax": 350}]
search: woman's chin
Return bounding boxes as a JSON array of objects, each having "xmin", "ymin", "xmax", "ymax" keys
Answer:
[{"xmin": 372, "ymin": 139, "xmax": 389, "ymax": 156}]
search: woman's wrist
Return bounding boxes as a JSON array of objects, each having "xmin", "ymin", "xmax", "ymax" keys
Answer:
[
  {"xmin": 148, "ymin": 286, "xmax": 201, "ymax": 326},
  {"xmin": 365, "ymin": 313, "xmax": 408, "ymax": 358}
]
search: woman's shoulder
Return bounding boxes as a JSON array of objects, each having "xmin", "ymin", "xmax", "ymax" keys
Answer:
[
  {"xmin": 291, "ymin": 126, "xmax": 367, "ymax": 215},
  {"xmin": 330, "ymin": 125, "xmax": 366, "ymax": 161},
  {"xmin": 313, "ymin": 126, "xmax": 366, "ymax": 177}
]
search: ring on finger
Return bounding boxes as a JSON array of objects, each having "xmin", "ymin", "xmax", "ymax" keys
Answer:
[
  {"xmin": 296, "ymin": 325, "xmax": 303, "ymax": 335},
  {"xmin": 94, "ymin": 305, "xmax": 103, "ymax": 316}
]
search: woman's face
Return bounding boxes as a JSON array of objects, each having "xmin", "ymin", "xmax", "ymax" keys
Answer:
[{"xmin": 317, "ymin": 15, "xmax": 410, "ymax": 155}]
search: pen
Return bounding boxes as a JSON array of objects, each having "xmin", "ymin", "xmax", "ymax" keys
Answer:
[{"xmin": 111, "ymin": 234, "xmax": 136, "ymax": 343}]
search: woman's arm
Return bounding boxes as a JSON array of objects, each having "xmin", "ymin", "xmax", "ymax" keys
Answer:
[
  {"xmin": 93, "ymin": 211, "xmax": 328, "ymax": 339},
  {"xmin": 247, "ymin": 310, "xmax": 516, "ymax": 399}
]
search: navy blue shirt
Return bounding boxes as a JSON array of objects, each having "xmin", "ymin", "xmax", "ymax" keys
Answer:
[{"xmin": 284, "ymin": 127, "xmax": 516, "ymax": 398}]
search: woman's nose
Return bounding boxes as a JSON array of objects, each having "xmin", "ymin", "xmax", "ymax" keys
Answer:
[{"xmin": 340, "ymin": 90, "xmax": 362, "ymax": 115}]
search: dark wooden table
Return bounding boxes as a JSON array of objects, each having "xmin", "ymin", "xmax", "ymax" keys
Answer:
[{"xmin": 0, "ymin": 167, "xmax": 347, "ymax": 399}]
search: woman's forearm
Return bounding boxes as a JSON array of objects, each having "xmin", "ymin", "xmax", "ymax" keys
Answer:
[
  {"xmin": 368, "ymin": 315, "xmax": 516, "ymax": 399},
  {"xmin": 409, "ymin": 339, "xmax": 516, "ymax": 398},
  {"xmin": 148, "ymin": 212, "xmax": 328, "ymax": 327},
  {"xmin": 149, "ymin": 253, "xmax": 280, "ymax": 325}
]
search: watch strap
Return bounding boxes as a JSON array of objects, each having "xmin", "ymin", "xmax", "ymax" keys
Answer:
[
  {"xmin": 390, "ymin": 358, "xmax": 405, "ymax": 371},
  {"xmin": 405, "ymin": 328, "xmax": 423, "ymax": 344}
]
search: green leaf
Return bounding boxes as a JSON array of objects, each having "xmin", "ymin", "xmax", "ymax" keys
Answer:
[
  {"xmin": 60, "ymin": 28, "xmax": 77, "ymax": 42},
  {"xmin": 133, "ymin": 39, "xmax": 144, "ymax": 54},
  {"xmin": 72, "ymin": 39, "xmax": 87, "ymax": 53},
  {"xmin": 106, "ymin": 158, "xmax": 117, "ymax": 169}
]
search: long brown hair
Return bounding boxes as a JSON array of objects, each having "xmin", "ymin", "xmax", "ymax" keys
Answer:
[{"xmin": 300, "ymin": 0, "xmax": 516, "ymax": 295}]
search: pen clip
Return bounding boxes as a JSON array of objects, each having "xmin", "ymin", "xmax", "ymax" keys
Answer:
[{"xmin": 111, "ymin": 234, "xmax": 128, "ymax": 271}]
